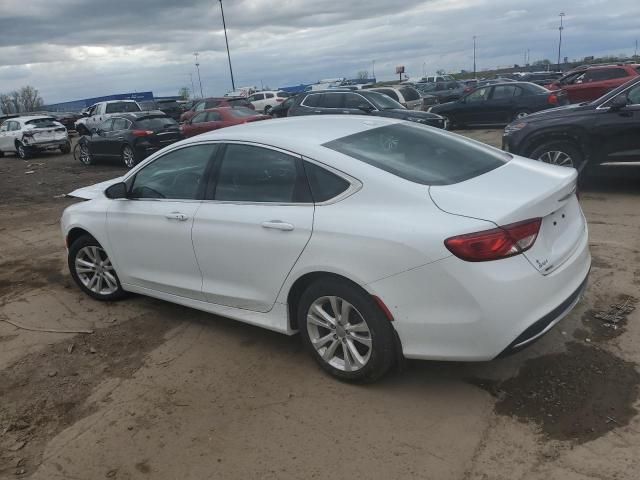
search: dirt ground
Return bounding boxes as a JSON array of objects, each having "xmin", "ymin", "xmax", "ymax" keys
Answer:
[{"xmin": 1, "ymin": 130, "xmax": 640, "ymax": 480}]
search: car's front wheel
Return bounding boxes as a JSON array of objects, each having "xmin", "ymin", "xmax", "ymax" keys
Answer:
[
  {"xmin": 68, "ymin": 235, "xmax": 126, "ymax": 301},
  {"xmin": 298, "ymin": 278, "xmax": 396, "ymax": 382},
  {"xmin": 75, "ymin": 142, "xmax": 94, "ymax": 165},
  {"xmin": 121, "ymin": 145, "xmax": 137, "ymax": 168},
  {"xmin": 530, "ymin": 141, "xmax": 584, "ymax": 170},
  {"xmin": 60, "ymin": 141, "xmax": 71, "ymax": 154},
  {"xmin": 512, "ymin": 110, "xmax": 530, "ymax": 121},
  {"xmin": 263, "ymin": 105, "xmax": 272, "ymax": 115},
  {"xmin": 16, "ymin": 142, "xmax": 30, "ymax": 160}
]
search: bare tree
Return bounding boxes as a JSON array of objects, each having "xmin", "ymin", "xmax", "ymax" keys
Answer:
[
  {"xmin": 10, "ymin": 91, "xmax": 21, "ymax": 113},
  {"xmin": 18, "ymin": 86, "xmax": 44, "ymax": 112},
  {"xmin": 356, "ymin": 70, "xmax": 369, "ymax": 80},
  {"xmin": 0, "ymin": 94, "xmax": 14, "ymax": 114}
]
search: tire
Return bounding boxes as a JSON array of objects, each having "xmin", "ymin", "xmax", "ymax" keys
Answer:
[
  {"xmin": 121, "ymin": 144, "xmax": 137, "ymax": 169},
  {"xmin": 76, "ymin": 125, "xmax": 90, "ymax": 136},
  {"xmin": 75, "ymin": 142, "xmax": 94, "ymax": 165},
  {"xmin": 263, "ymin": 105, "xmax": 272, "ymax": 115},
  {"xmin": 68, "ymin": 235, "xmax": 126, "ymax": 301},
  {"xmin": 298, "ymin": 278, "xmax": 396, "ymax": 383},
  {"xmin": 16, "ymin": 142, "xmax": 30, "ymax": 160},
  {"xmin": 529, "ymin": 140, "xmax": 585, "ymax": 171},
  {"xmin": 440, "ymin": 114, "xmax": 452, "ymax": 130},
  {"xmin": 512, "ymin": 110, "xmax": 530, "ymax": 121},
  {"xmin": 60, "ymin": 141, "xmax": 71, "ymax": 154}
]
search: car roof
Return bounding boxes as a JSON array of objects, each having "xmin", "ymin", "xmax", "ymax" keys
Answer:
[
  {"xmin": 13, "ymin": 115, "xmax": 57, "ymax": 122},
  {"xmin": 101, "ymin": 100, "xmax": 139, "ymax": 104},
  {"xmin": 111, "ymin": 110, "xmax": 168, "ymax": 119}
]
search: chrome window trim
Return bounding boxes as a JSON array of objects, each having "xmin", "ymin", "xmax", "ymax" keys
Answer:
[
  {"xmin": 596, "ymin": 82, "xmax": 640, "ymax": 110},
  {"xmin": 301, "ymin": 156, "xmax": 363, "ymax": 206}
]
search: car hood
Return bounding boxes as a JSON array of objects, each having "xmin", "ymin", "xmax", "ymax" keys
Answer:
[
  {"xmin": 524, "ymin": 102, "xmax": 594, "ymax": 121},
  {"xmin": 373, "ymin": 109, "xmax": 442, "ymax": 120},
  {"xmin": 67, "ymin": 177, "xmax": 124, "ymax": 200},
  {"xmin": 428, "ymin": 101, "xmax": 460, "ymax": 113}
]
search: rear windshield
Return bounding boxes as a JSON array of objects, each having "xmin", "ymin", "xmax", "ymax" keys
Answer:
[
  {"xmin": 105, "ymin": 102, "xmax": 141, "ymax": 113},
  {"xmin": 26, "ymin": 118, "xmax": 58, "ymax": 128},
  {"xmin": 228, "ymin": 107, "xmax": 258, "ymax": 118},
  {"xmin": 135, "ymin": 117, "xmax": 178, "ymax": 129},
  {"xmin": 399, "ymin": 87, "xmax": 421, "ymax": 101},
  {"xmin": 323, "ymin": 124, "xmax": 508, "ymax": 185},
  {"xmin": 227, "ymin": 98, "xmax": 250, "ymax": 107}
]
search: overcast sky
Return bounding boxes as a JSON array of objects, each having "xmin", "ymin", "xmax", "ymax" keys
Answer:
[{"xmin": 0, "ymin": 0, "xmax": 638, "ymax": 104}]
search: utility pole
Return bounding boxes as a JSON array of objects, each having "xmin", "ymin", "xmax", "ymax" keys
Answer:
[
  {"xmin": 473, "ymin": 36, "xmax": 477, "ymax": 78},
  {"xmin": 189, "ymin": 73, "xmax": 196, "ymax": 99},
  {"xmin": 635, "ymin": 39, "xmax": 638, "ymax": 58},
  {"xmin": 557, "ymin": 12, "xmax": 565, "ymax": 70},
  {"xmin": 193, "ymin": 52, "xmax": 204, "ymax": 98},
  {"xmin": 219, "ymin": 0, "xmax": 236, "ymax": 91},
  {"xmin": 423, "ymin": 62, "xmax": 427, "ymax": 76},
  {"xmin": 371, "ymin": 60, "xmax": 376, "ymax": 80}
]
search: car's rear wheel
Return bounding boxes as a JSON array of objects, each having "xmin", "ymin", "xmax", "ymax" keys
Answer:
[
  {"xmin": 75, "ymin": 142, "xmax": 94, "ymax": 165},
  {"xmin": 122, "ymin": 145, "xmax": 137, "ymax": 168},
  {"xmin": 60, "ymin": 141, "xmax": 71, "ymax": 154},
  {"xmin": 263, "ymin": 105, "xmax": 272, "ymax": 114},
  {"xmin": 530, "ymin": 141, "xmax": 584, "ymax": 170},
  {"xmin": 298, "ymin": 278, "xmax": 396, "ymax": 382},
  {"xmin": 512, "ymin": 110, "xmax": 530, "ymax": 121},
  {"xmin": 16, "ymin": 142, "xmax": 30, "ymax": 160},
  {"xmin": 440, "ymin": 115, "xmax": 452, "ymax": 130},
  {"xmin": 68, "ymin": 235, "xmax": 126, "ymax": 301}
]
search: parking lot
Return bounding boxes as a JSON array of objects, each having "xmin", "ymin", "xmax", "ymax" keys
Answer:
[{"xmin": 1, "ymin": 130, "xmax": 640, "ymax": 479}]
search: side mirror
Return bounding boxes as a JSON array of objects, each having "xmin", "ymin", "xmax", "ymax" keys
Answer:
[
  {"xmin": 609, "ymin": 94, "xmax": 628, "ymax": 111},
  {"xmin": 357, "ymin": 104, "xmax": 374, "ymax": 113},
  {"xmin": 105, "ymin": 182, "xmax": 128, "ymax": 199}
]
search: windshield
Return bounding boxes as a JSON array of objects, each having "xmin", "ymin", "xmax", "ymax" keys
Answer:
[
  {"xmin": 228, "ymin": 107, "xmax": 258, "ymax": 118},
  {"xmin": 364, "ymin": 91, "xmax": 405, "ymax": 110},
  {"xmin": 324, "ymin": 123, "xmax": 508, "ymax": 185}
]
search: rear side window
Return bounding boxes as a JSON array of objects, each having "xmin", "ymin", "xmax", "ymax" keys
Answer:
[
  {"xmin": 135, "ymin": 117, "xmax": 177, "ymax": 129},
  {"xmin": 399, "ymin": 87, "xmax": 420, "ymax": 101},
  {"xmin": 303, "ymin": 162, "xmax": 350, "ymax": 202},
  {"xmin": 302, "ymin": 94, "xmax": 321, "ymax": 107},
  {"xmin": 319, "ymin": 93, "xmax": 344, "ymax": 108},
  {"xmin": 492, "ymin": 85, "xmax": 519, "ymax": 99},
  {"xmin": 323, "ymin": 124, "xmax": 508, "ymax": 186},
  {"xmin": 105, "ymin": 102, "xmax": 140, "ymax": 113},
  {"xmin": 377, "ymin": 89, "xmax": 399, "ymax": 101},
  {"xmin": 112, "ymin": 118, "xmax": 130, "ymax": 130}
]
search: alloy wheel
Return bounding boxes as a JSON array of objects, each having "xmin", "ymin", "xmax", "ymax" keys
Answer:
[
  {"xmin": 17, "ymin": 144, "xmax": 26, "ymax": 159},
  {"xmin": 306, "ymin": 296, "xmax": 372, "ymax": 372},
  {"xmin": 122, "ymin": 146, "xmax": 136, "ymax": 168},
  {"xmin": 515, "ymin": 111, "xmax": 529, "ymax": 119},
  {"xmin": 79, "ymin": 144, "xmax": 92, "ymax": 165},
  {"xmin": 538, "ymin": 150, "xmax": 574, "ymax": 167},
  {"xmin": 74, "ymin": 246, "xmax": 119, "ymax": 296}
]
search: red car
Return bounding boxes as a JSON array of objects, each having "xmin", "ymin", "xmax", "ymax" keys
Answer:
[
  {"xmin": 179, "ymin": 97, "xmax": 254, "ymax": 123},
  {"xmin": 546, "ymin": 64, "xmax": 640, "ymax": 103},
  {"xmin": 180, "ymin": 107, "xmax": 271, "ymax": 138}
]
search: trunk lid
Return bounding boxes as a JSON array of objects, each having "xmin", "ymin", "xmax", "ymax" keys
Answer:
[{"xmin": 429, "ymin": 157, "xmax": 586, "ymax": 274}]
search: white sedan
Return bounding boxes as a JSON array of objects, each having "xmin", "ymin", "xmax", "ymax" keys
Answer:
[{"xmin": 61, "ymin": 116, "xmax": 590, "ymax": 382}]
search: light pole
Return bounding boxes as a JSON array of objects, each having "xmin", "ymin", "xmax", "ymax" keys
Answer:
[
  {"xmin": 189, "ymin": 73, "xmax": 196, "ymax": 99},
  {"xmin": 473, "ymin": 36, "xmax": 477, "ymax": 78},
  {"xmin": 557, "ymin": 12, "xmax": 565, "ymax": 70},
  {"xmin": 371, "ymin": 60, "xmax": 375, "ymax": 80},
  {"xmin": 219, "ymin": 0, "xmax": 236, "ymax": 91},
  {"xmin": 193, "ymin": 52, "xmax": 204, "ymax": 98}
]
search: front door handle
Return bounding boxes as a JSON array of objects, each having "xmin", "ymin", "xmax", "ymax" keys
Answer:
[
  {"xmin": 262, "ymin": 220, "xmax": 294, "ymax": 231},
  {"xmin": 165, "ymin": 212, "xmax": 188, "ymax": 221}
]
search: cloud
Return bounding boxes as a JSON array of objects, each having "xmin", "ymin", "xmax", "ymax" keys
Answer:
[{"xmin": 0, "ymin": 0, "xmax": 638, "ymax": 104}]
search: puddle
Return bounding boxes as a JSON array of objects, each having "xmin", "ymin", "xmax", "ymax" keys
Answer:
[
  {"xmin": 471, "ymin": 342, "xmax": 640, "ymax": 443},
  {"xmin": 580, "ymin": 295, "xmax": 636, "ymax": 342}
]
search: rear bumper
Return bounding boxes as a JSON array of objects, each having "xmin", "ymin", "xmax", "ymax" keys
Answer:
[
  {"xmin": 367, "ymin": 229, "xmax": 591, "ymax": 361},
  {"xmin": 25, "ymin": 139, "xmax": 68, "ymax": 150}
]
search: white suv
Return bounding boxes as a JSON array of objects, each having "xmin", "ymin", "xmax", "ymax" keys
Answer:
[
  {"xmin": 74, "ymin": 100, "xmax": 141, "ymax": 135},
  {"xmin": 368, "ymin": 86, "xmax": 424, "ymax": 110},
  {"xmin": 247, "ymin": 91, "xmax": 290, "ymax": 114},
  {"xmin": 0, "ymin": 115, "xmax": 70, "ymax": 159}
]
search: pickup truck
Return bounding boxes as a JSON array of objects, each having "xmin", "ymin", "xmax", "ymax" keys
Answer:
[{"xmin": 74, "ymin": 100, "xmax": 141, "ymax": 135}]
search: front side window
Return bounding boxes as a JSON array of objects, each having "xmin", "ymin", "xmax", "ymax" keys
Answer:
[
  {"xmin": 465, "ymin": 87, "xmax": 490, "ymax": 102},
  {"xmin": 319, "ymin": 93, "xmax": 345, "ymax": 109},
  {"xmin": 265, "ymin": 93, "xmax": 274, "ymax": 99},
  {"xmin": 399, "ymin": 87, "xmax": 420, "ymax": 101},
  {"xmin": 192, "ymin": 112, "xmax": 208, "ymax": 124},
  {"xmin": 213, "ymin": 144, "xmax": 307, "ymax": 203},
  {"xmin": 254, "ymin": 94, "xmax": 265, "ymax": 101},
  {"xmin": 626, "ymin": 84, "xmax": 640, "ymax": 105},
  {"xmin": 130, "ymin": 144, "xmax": 217, "ymax": 200},
  {"xmin": 207, "ymin": 111, "xmax": 223, "ymax": 121},
  {"xmin": 302, "ymin": 94, "xmax": 321, "ymax": 107},
  {"xmin": 324, "ymin": 123, "xmax": 508, "ymax": 186},
  {"xmin": 491, "ymin": 85, "xmax": 518, "ymax": 99},
  {"xmin": 98, "ymin": 119, "xmax": 114, "ymax": 132},
  {"xmin": 194, "ymin": 101, "xmax": 206, "ymax": 111},
  {"xmin": 205, "ymin": 100, "xmax": 221, "ymax": 109},
  {"xmin": 364, "ymin": 91, "xmax": 404, "ymax": 110}
]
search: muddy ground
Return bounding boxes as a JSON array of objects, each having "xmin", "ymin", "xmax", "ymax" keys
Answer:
[{"xmin": 1, "ymin": 131, "xmax": 640, "ymax": 479}]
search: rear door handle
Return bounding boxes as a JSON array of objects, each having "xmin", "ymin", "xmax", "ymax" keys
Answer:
[
  {"xmin": 262, "ymin": 220, "xmax": 294, "ymax": 231},
  {"xmin": 165, "ymin": 212, "xmax": 188, "ymax": 221}
]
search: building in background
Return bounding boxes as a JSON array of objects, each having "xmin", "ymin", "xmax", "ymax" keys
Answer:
[{"xmin": 44, "ymin": 91, "xmax": 154, "ymax": 112}]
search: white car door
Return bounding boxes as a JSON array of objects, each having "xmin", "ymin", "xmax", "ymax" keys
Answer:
[
  {"xmin": 0, "ymin": 122, "xmax": 9, "ymax": 151},
  {"xmin": 192, "ymin": 143, "xmax": 314, "ymax": 312},
  {"xmin": 106, "ymin": 143, "xmax": 219, "ymax": 300},
  {"xmin": 251, "ymin": 93, "xmax": 266, "ymax": 111}
]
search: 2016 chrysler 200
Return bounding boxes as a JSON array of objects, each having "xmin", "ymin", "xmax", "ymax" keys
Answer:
[{"xmin": 61, "ymin": 116, "xmax": 590, "ymax": 382}]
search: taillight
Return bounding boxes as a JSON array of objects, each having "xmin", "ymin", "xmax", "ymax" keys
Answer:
[
  {"xmin": 132, "ymin": 130, "xmax": 154, "ymax": 137},
  {"xmin": 276, "ymin": 98, "xmax": 284, "ymax": 102},
  {"xmin": 548, "ymin": 93, "xmax": 559, "ymax": 105},
  {"xmin": 444, "ymin": 218, "xmax": 542, "ymax": 262}
]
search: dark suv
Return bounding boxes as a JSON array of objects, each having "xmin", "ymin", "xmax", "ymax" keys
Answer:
[
  {"xmin": 287, "ymin": 89, "xmax": 445, "ymax": 128},
  {"xmin": 502, "ymin": 77, "xmax": 640, "ymax": 173}
]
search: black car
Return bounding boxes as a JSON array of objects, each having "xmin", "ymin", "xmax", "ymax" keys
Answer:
[
  {"xmin": 502, "ymin": 77, "xmax": 640, "ymax": 172},
  {"xmin": 415, "ymin": 81, "xmax": 467, "ymax": 107},
  {"xmin": 519, "ymin": 72, "xmax": 563, "ymax": 86},
  {"xmin": 76, "ymin": 111, "xmax": 183, "ymax": 168},
  {"xmin": 287, "ymin": 89, "xmax": 445, "ymax": 128},
  {"xmin": 429, "ymin": 82, "xmax": 568, "ymax": 128},
  {"xmin": 269, "ymin": 95, "xmax": 298, "ymax": 118}
]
